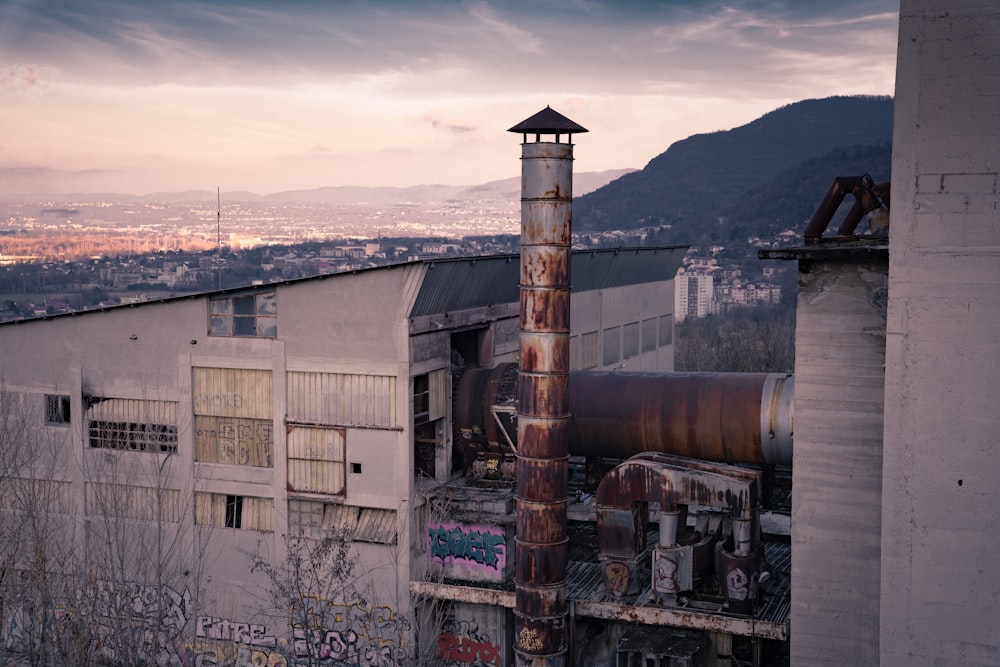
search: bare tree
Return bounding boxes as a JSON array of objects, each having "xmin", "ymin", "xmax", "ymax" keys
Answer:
[
  {"xmin": 0, "ymin": 385, "xmax": 207, "ymax": 666},
  {"xmin": 249, "ymin": 529, "xmax": 372, "ymax": 667},
  {"xmin": 675, "ymin": 304, "xmax": 795, "ymax": 373},
  {"xmin": 0, "ymin": 386, "xmax": 98, "ymax": 665}
]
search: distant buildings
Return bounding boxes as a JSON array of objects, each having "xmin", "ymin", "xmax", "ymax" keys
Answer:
[{"xmin": 674, "ymin": 259, "xmax": 785, "ymax": 322}]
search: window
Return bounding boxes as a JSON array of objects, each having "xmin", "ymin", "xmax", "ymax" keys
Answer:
[
  {"xmin": 45, "ymin": 394, "xmax": 71, "ymax": 425},
  {"xmin": 86, "ymin": 398, "xmax": 178, "ymax": 453},
  {"xmin": 225, "ymin": 495, "xmax": 243, "ymax": 528},
  {"xmin": 288, "ymin": 500, "xmax": 397, "ymax": 544},
  {"xmin": 195, "ymin": 492, "xmax": 271, "ymax": 531},
  {"xmin": 89, "ymin": 421, "xmax": 178, "ymax": 453},
  {"xmin": 642, "ymin": 318, "xmax": 658, "ymax": 353},
  {"xmin": 413, "ymin": 371, "xmax": 447, "ymax": 479},
  {"xmin": 602, "ymin": 327, "xmax": 621, "ymax": 366},
  {"xmin": 287, "ymin": 425, "xmax": 345, "ymax": 495},
  {"xmin": 209, "ymin": 290, "xmax": 277, "ymax": 337},
  {"xmin": 623, "ymin": 322, "xmax": 640, "ymax": 360},
  {"xmin": 580, "ymin": 331, "xmax": 599, "ymax": 370},
  {"xmin": 86, "ymin": 483, "xmax": 181, "ymax": 522},
  {"xmin": 659, "ymin": 315, "xmax": 674, "ymax": 346},
  {"xmin": 193, "ymin": 368, "xmax": 273, "ymax": 467}
]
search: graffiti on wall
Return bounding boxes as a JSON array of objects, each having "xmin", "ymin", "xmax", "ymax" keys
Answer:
[
  {"xmin": 0, "ymin": 581, "xmax": 409, "ymax": 667},
  {"xmin": 197, "ymin": 616, "xmax": 277, "ymax": 647},
  {"xmin": 427, "ymin": 522, "xmax": 506, "ymax": 572},
  {"xmin": 437, "ymin": 619, "xmax": 501, "ymax": 666},
  {"xmin": 290, "ymin": 596, "xmax": 406, "ymax": 667}
]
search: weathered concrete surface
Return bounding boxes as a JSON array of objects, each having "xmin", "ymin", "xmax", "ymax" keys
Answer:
[
  {"xmin": 881, "ymin": 2, "xmax": 1000, "ymax": 665},
  {"xmin": 791, "ymin": 258, "xmax": 888, "ymax": 666}
]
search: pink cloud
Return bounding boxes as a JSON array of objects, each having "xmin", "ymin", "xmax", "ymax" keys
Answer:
[{"xmin": 0, "ymin": 64, "xmax": 59, "ymax": 92}]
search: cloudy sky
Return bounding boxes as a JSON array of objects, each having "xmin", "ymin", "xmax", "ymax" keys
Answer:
[{"xmin": 0, "ymin": 0, "xmax": 899, "ymax": 196}]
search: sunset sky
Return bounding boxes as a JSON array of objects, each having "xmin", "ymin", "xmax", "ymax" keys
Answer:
[{"xmin": 0, "ymin": 0, "xmax": 899, "ymax": 196}]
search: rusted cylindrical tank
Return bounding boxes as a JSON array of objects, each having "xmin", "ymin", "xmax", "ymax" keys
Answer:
[{"xmin": 454, "ymin": 366, "xmax": 794, "ymax": 466}]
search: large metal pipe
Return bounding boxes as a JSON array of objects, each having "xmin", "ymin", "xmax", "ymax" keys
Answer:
[
  {"xmin": 453, "ymin": 366, "xmax": 794, "ymax": 467},
  {"xmin": 509, "ymin": 107, "xmax": 586, "ymax": 667}
]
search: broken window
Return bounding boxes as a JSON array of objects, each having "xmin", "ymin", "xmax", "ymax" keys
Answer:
[
  {"xmin": 413, "ymin": 370, "xmax": 447, "ymax": 479},
  {"xmin": 195, "ymin": 492, "xmax": 271, "ymax": 531},
  {"xmin": 209, "ymin": 289, "xmax": 277, "ymax": 337},
  {"xmin": 288, "ymin": 500, "xmax": 396, "ymax": 544},
  {"xmin": 86, "ymin": 398, "xmax": 178, "ymax": 453},
  {"xmin": 45, "ymin": 394, "xmax": 71, "ymax": 425}
]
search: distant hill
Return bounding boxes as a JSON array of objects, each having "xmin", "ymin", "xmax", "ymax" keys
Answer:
[
  {"xmin": 4, "ymin": 169, "xmax": 634, "ymax": 206},
  {"xmin": 717, "ymin": 141, "xmax": 892, "ymax": 242},
  {"xmin": 574, "ymin": 95, "xmax": 894, "ymax": 241}
]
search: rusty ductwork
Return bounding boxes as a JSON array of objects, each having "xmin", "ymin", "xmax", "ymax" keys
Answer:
[
  {"xmin": 803, "ymin": 174, "xmax": 891, "ymax": 244},
  {"xmin": 595, "ymin": 453, "xmax": 764, "ymax": 615},
  {"xmin": 508, "ymin": 107, "xmax": 586, "ymax": 667},
  {"xmin": 454, "ymin": 366, "xmax": 794, "ymax": 467}
]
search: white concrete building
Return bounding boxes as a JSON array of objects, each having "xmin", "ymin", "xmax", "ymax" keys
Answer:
[
  {"xmin": 0, "ymin": 248, "xmax": 683, "ymax": 666},
  {"xmin": 674, "ymin": 271, "xmax": 714, "ymax": 321}
]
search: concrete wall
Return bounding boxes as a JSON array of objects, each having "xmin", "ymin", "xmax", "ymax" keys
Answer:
[
  {"xmin": 0, "ymin": 272, "xmax": 418, "ymax": 665},
  {"xmin": 881, "ymin": 1, "xmax": 1000, "ymax": 664},
  {"xmin": 791, "ymin": 257, "xmax": 888, "ymax": 666},
  {"xmin": 569, "ymin": 282, "xmax": 675, "ymax": 372}
]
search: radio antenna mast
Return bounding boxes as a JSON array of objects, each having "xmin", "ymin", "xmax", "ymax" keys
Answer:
[{"xmin": 216, "ymin": 187, "xmax": 222, "ymax": 290}]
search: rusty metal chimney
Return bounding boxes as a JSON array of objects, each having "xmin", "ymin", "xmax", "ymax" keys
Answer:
[{"xmin": 508, "ymin": 106, "xmax": 586, "ymax": 667}]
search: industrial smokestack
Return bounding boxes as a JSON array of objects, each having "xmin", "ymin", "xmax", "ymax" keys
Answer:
[{"xmin": 508, "ymin": 107, "xmax": 586, "ymax": 667}]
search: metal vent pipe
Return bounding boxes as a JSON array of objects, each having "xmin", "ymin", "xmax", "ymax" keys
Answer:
[{"xmin": 508, "ymin": 107, "xmax": 586, "ymax": 667}]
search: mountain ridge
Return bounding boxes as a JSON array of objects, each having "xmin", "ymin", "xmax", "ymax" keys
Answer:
[{"xmin": 574, "ymin": 95, "xmax": 894, "ymax": 238}]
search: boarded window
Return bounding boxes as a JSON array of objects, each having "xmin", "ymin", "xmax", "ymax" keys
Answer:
[
  {"xmin": 287, "ymin": 426, "xmax": 345, "ymax": 495},
  {"xmin": 209, "ymin": 290, "xmax": 277, "ymax": 337},
  {"xmin": 287, "ymin": 371, "xmax": 397, "ymax": 428},
  {"xmin": 580, "ymin": 331, "xmax": 599, "ymax": 370},
  {"xmin": 195, "ymin": 492, "xmax": 271, "ymax": 531},
  {"xmin": 622, "ymin": 322, "xmax": 640, "ymax": 360},
  {"xmin": 193, "ymin": 368, "xmax": 273, "ymax": 467},
  {"xmin": 602, "ymin": 327, "xmax": 621, "ymax": 366},
  {"xmin": 86, "ymin": 483, "xmax": 181, "ymax": 522},
  {"xmin": 86, "ymin": 398, "xmax": 178, "ymax": 453},
  {"xmin": 659, "ymin": 315, "xmax": 674, "ymax": 346},
  {"xmin": 642, "ymin": 318, "xmax": 658, "ymax": 353},
  {"xmin": 0, "ymin": 478, "xmax": 72, "ymax": 514},
  {"xmin": 194, "ymin": 416, "xmax": 273, "ymax": 466}
]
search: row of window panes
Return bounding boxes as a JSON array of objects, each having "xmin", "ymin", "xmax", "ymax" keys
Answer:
[
  {"xmin": 209, "ymin": 291, "xmax": 277, "ymax": 337},
  {"xmin": 576, "ymin": 315, "xmax": 674, "ymax": 369},
  {"xmin": 89, "ymin": 420, "xmax": 178, "ymax": 453}
]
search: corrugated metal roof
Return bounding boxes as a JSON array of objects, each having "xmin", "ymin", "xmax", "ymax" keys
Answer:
[
  {"xmin": 410, "ymin": 246, "xmax": 686, "ymax": 318},
  {"xmin": 0, "ymin": 246, "xmax": 686, "ymax": 327}
]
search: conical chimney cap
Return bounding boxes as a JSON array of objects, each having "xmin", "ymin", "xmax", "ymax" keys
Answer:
[{"xmin": 508, "ymin": 106, "xmax": 588, "ymax": 135}]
